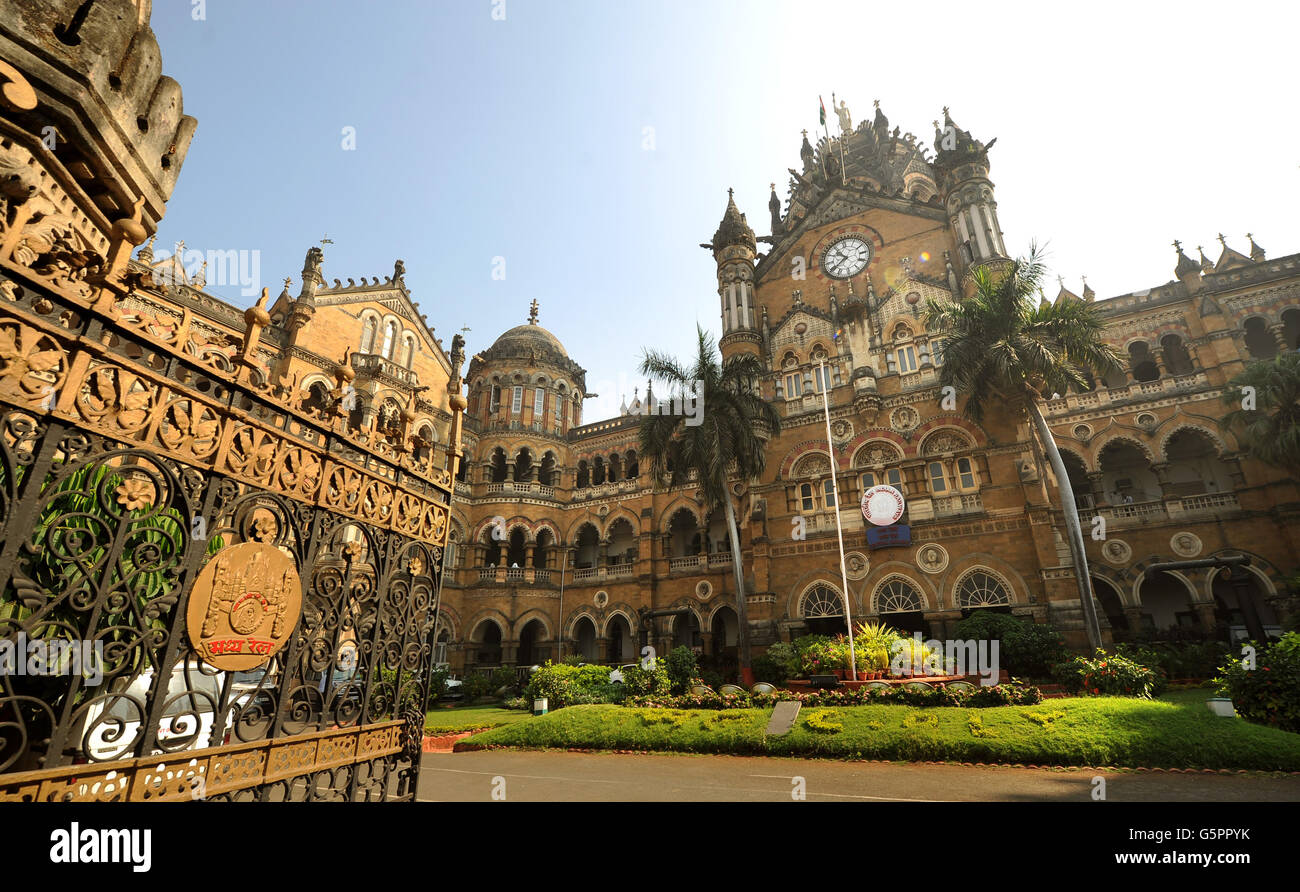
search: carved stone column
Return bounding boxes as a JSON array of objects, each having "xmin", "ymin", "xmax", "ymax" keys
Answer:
[
  {"xmin": 1149, "ymin": 462, "xmax": 1173, "ymax": 498},
  {"xmin": 1086, "ymin": 471, "xmax": 1107, "ymax": 505},
  {"xmin": 1270, "ymin": 323, "xmax": 1290, "ymax": 353}
]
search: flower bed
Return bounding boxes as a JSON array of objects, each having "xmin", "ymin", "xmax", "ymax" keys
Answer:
[{"xmin": 624, "ymin": 682, "xmax": 1042, "ymax": 711}]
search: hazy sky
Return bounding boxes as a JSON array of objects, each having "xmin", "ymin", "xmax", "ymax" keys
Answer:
[{"xmin": 151, "ymin": 0, "xmax": 1298, "ymax": 421}]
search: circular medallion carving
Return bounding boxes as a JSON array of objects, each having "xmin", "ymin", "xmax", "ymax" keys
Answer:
[
  {"xmin": 1170, "ymin": 532, "xmax": 1202, "ymax": 558},
  {"xmin": 830, "ymin": 418, "xmax": 854, "ymax": 442},
  {"xmin": 845, "ymin": 551, "xmax": 870, "ymax": 580},
  {"xmin": 186, "ymin": 542, "xmax": 303, "ymax": 671},
  {"xmin": 1101, "ymin": 538, "xmax": 1132, "ymax": 566},
  {"xmin": 696, "ymin": 580, "xmax": 713, "ymax": 600},
  {"xmin": 916, "ymin": 543, "xmax": 948, "ymax": 574},
  {"xmin": 890, "ymin": 406, "xmax": 919, "ymax": 432},
  {"xmin": 593, "ymin": 590, "xmax": 609, "ymax": 608},
  {"xmin": 1072, "ymin": 424, "xmax": 1091, "ymax": 440}
]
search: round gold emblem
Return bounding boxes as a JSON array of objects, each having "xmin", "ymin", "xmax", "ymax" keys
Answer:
[{"xmin": 186, "ymin": 542, "xmax": 303, "ymax": 671}]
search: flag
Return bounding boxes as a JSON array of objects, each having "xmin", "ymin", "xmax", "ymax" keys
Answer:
[{"xmin": 819, "ymin": 96, "xmax": 826, "ymax": 127}]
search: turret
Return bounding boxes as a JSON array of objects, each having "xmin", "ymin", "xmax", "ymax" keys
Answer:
[
  {"xmin": 702, "ymin": 189, "xmax": 760, "ymax": 359},
  {"xmin": 933, "ymin": 107, "xmax": 1007, "ymax": 274}
]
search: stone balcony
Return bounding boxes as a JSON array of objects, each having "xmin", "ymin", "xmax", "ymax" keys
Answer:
[
  {"xmin": 351, "ymin": 351, "xmax": 419, "ymax": 388},
  {"xmin": 1040, "ymin": 371, "xmax": 1210, "ymax": 419},
  {"xmin": 1077, "ymin": 492, "xmax": 1241, "ymax": 529},
  {"xmin": 482, "ymin": 480, "xmax": 557, "ymax": 499}
]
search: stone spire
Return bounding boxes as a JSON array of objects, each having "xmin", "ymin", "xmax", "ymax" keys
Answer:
[
  {"xmin": 709, "ymin": 189, "xmax": 756, "ymax": 253},
  {"xmin": 768, "ymin": 183, "xmax": 782, "ymax": 235},
  {"xmin": 1173, "ymin": 240, "xmax": 1200, "ymax": 278},
  {"xmin": 1197, "ymin": 245, "xmax": 1214, "ymax": 272},
  {"xmin": 1247, "ymin": 232, "xmax": 1266, "ymax": 261}
]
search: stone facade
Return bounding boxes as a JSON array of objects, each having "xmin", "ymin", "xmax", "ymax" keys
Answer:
[{"xmin": 439, "ymin": 103, "xmax": 1300, "ymax": 672}]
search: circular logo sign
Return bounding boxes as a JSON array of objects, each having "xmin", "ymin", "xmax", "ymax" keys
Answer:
[
  {"xmin": 861, "ymin": 484, "xmax": 905, "ymax": 526},
  {"xmin": 186, "ymin": 542, "xmax": 303, "ymax": 671}
]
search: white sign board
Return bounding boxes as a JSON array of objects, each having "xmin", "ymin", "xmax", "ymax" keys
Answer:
[{"xmin": 861, "ymin": 484, "xmax": 906, "ymax": 526}]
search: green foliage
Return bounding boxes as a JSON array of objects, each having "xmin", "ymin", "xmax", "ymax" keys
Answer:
[
  {"xmin": 803, "ymin": 710, "xmax": 843, "ymax": 734},
  {"xmin": 523, "ymin": 661, "xmax": 625, "ymax": 708},
  {"xmin": 559, "ymin": 653, "xmax": 588, "ymax": 666},
  {"xmin": 619, "ymin": 660, "xmax": 671, "ymax": 698},
  {"xmin": 1053, "ymin": 649, "xmax": 1165, "ymax": 698},
  {"xmin": 426, "ymin": 666, "xmax": 451, "ymax": 705},
  {"xmin": 1215, "ymin": 632, "xmax": 1300, "ymax": 734},
  {"xmin": 664, "ymin": 645, "xmax": 699, "ymax": 694},
  {"xmin": 753, "ymin": 642, "xmax": 797, "ymax": 684},
  {"xmin": 952, "ymin": 610, "xmax": 1067, "ymax": 679},
  {"xmin": 922, "ymin": 243, "xmax": 1123, "ymax": 425},
  {"xmin": 625, "ymin": 682, "xmax": 1043, "ymax": 710},
  {"xmin": 1222, "ymin": 353, "xmax": 1300, "ymax": 475},
  {"xmin": 501, "ymin": 696, "xmax": 529, "ymax": 711},
  {"xmin": 489, "ymin": 666, "xmax": 517, "ymax": 695},
  {"xmin": 460, "ymin": 672, "xmax": 497, "ymax": 704},
  {"xmin": 1115, "ymin": 641, "xmax": 1233, "ymax": 680}
]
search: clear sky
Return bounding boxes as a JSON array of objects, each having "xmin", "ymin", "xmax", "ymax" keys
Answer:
[{"xmin": 151, "ymin": 0, "xmax": 1298, "ymax": 422}]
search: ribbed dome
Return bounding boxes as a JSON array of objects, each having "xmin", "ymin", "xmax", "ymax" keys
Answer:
[{"xmin": 490, "ymin": 323, "xmax": 568, "ymax": 358}]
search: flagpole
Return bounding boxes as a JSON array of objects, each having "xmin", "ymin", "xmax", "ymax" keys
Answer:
[
  {"xmin": 818, "ymin": 96, "xmax": 829, "ymax": 181},
  {"xmin": 819, "ymin": 359, "xmax": 856, "ymax": 681}
]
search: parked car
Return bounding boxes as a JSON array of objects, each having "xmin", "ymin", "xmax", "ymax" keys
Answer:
[{"xmin": 78, "ymin": 661, "xmax": 254, "ymax": 762}]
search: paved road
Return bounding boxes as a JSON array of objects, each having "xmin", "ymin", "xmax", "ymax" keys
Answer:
[{"xmin": 418, "ymin": 750, "xmax": 1300, "ymax": 802}]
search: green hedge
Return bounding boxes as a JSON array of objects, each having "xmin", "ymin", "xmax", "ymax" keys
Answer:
[
  {"xmin": 625, "ymin": 682, "xmax": 1042, "ymax": 710},
  {"xmin": 1053, "ymin": 649, "xmax": 1165, "ymax": 698},
  {"xmin": 1216, "ymin": 632, "xmax": 1300, "ymax": 733},
  {"xmin": 951, "ymin": 610, "xmax": 1068, "ymax": 679}
]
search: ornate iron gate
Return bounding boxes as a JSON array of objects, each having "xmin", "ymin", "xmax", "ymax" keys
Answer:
[{"xmin": 0, "ymin": 259, "xmax": 462, "ymax": 802}]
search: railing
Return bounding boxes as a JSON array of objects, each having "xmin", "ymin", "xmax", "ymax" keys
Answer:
[
  {"xmin": 505, "ymin": 567, "xmax": 525, "ymax": 581},
  {"xmin": 934, "ymin": 493, "xmax": 982, "ymax": 517},
  {"xmin": 351, "ymin": 351, "xmax": 420, "ymax": 387},
  {"xmin": 607, "ymin": 563, "xmax": 636, "ymax": 577},
  {"xmin": 669, "ymin": 555, "xmax": 706, "ymax": 572},
  {"xmin": 1041, "ymin": 371, "xmax": 1210, "ymax": 417},
  {"xmin": 1170, "ymin": 492, "xmax": 1240, "ymax": 517},
  {"xmin": 573, "ymin": 567, "xmax": 598, "ymax": 581},
  {"xmin": 483, "ymin": 480, "xmax": 557, "ymax": 497}
]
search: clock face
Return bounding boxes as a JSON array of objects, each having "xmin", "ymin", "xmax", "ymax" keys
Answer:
[{"xmin": 821, "ymin": 236, "xmax": 872, "ymax": 279}]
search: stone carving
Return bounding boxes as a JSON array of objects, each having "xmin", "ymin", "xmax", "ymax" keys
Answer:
[
  {"xmin": 845, "ymin": 551, "xmax": 869, "ymax": 580},
  {"xmin": 1170, "ymin": 532, "xmax": 1202, "ymax": 558},
  {"xmin": 917, "ymin": 543, "xmax": 948, "ymax": 574},
  {"xmin": 1102, "ymin": 538, "xmax": 1132, "ymax": 565},
  {"xmin": 922, "ymin": 430, "xmax": 971, "ymax": 455},
  {"xmin": 890, "ymin": 406, "xmax": 919, "ymax": 432},
  {"xmin": 830, "ymin": 418, "xmax": 853, "ymax": 442},
  {"xmin": 855, "ymin": 442, "xmax": 900, "ymax": 468}
]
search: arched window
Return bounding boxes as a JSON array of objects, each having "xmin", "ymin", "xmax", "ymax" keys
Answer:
[
  {"xmin": 955, "ymin": 570, "xmax": 1012, "ymax": 609},
  {"xmin": 875, "ymin": 576, "xmax": 923, "ymax": 614},
  {"xmin": 790, "ymin": 453, "xmax": 833, "ymax": 514},
  {"xmin": 403, "ymin": 336, "xmax": 416, "ymax": 368},
  {"xmin": 800, "ymin": 583, "xmax": 848, "ymax": 636},
  {"xmin": 360, "ymin": 316, "xmax": 377, "ymax": 353},
  {"xmin": 381, "ymin": 321, "xmax": 398, "ymax": 359}
]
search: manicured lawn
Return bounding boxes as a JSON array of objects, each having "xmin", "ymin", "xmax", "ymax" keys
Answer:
[
  {"xmin": 459, "ymin": 692, "xmax": 1300, "ymax": 770},
  {"xmin": 424, "ymin": 705, "xmax": 534, "ymax": 734}
]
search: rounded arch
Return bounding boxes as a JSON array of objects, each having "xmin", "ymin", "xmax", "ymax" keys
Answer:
[
  {"xmin": 658, "ymin": 500, "xmax": 703, "ymax": 533},
  {"xmin": 603, "ymin": 508, "xmax": 640, "ymax": 538},
  {"xmin": 798, "ymin": 580, "xmax": 846, "ymax": 618},
  {"xmin": 791, "ymin": 451, "xmax": 833, "ymax": 478},
  {"xmin": 871, "ymin": 573, "xmax": 928, "ymax": 613},
  {"xmin": 512, "ymin": 609, "xmax": 554, "ymax": 640},
  {"xmin": 467, "ymin": 613, "xmax": 507, "ymax": 641},
  {"xmin": 919, "ymin": 427, "xmax": 974, "ymax": 456},
  {"xmin": 1133, "ymin": 566, "xmax": 1201, "ymax": 633},
  {"xmin": 1092, "ymin": 434, "xmax": 1155, "ymax": 465},
  {"xmin": 851, "ymin": 439, "xmax": 903, "ymax": 467},
  {"xmin": 952, "ymin": 566, "xmax": 1015, "ymax": 610},
  {"xmin": 601, "ymin": 607, "xmax": 638, "ymax": 638},
  {"xmin": 1158, "ymin": 422, "xmax": 1230, "ymax": 459}
]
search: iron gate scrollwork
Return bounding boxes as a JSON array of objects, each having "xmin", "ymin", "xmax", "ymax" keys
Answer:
[{"xmin": 0, "ymin": 260, "xmax": 462, "ymax": 802}]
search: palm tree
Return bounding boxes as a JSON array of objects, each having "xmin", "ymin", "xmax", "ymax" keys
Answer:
[
  {"xmin": 923, "ymin": 245, "xmax": 1122, "ymax": 649},
  {"xmin": 639, "ymin": 325, "xmax": 780, "ymax": 684},
  {"xmin": 1222, "ymin": 352, "xmax": 1300, "ymax": 476}
]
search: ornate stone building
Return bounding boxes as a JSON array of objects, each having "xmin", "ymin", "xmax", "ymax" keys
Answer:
[{"xmin": 439, "ymin": 103, "xmax": 1300, "ymax": 672}]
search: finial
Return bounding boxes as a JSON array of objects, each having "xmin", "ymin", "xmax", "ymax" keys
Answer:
[
  {"xmin": 1217, "ymin": 233, "xmax": 1227, "ymax": 247},
  {"xmin": 1172, "ymin": 239, "xmax": 1182, "ymax": 252},
  {"xmin": 770, "ymin": 182, "xmax": 776, "ymax": 191},
  {"xmin": 942, "ymin": 106, "xmax": 949, "ymax": 116},
  {"xmin": 874, "ymin": 99, "xmax": 880, "ymax": 108},
  {"xmin": 283, "ymin": 276, "xmax": 292, "ymax": 290},
  {"xmin": 1057, "ymin": 275, "xmax": 1065, "ymax": 287},
  {"xmin": 801, "ymin": 129, "xmax": 808, "ymax": 138},
  {"xmin": 528, "ymin": 298, "xmax": 539, "ymax": 325},
  {"xmin": 727, "ymin": 187, "xmax": 734, "ymax": 200}
]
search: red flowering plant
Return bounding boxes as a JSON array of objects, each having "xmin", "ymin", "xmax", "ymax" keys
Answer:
[
  {"xmin": 1051, "ymin": 649, "xmax": 1164, "ymax": 698},
  {"xmin": 1214, "ymin": 632, "xmax": 1300, "ymax": 733}
]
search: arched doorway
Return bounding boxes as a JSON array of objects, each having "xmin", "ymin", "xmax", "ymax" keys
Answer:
[
  {"xmin": 672, "ymin": 611, "xmax": 702, "ymax": 650},
  {"xmin": 1137, "ymin": 572, "xmax": 1199, "ymax": 636},
  {"xmin": 1092, "ymin": 576, "xmax": 1129, "ymax": 635},
  {"xmin": 573, "ymin": 616, "xmax": 598, "ymax": 662},
  {"xmin": 607, "ymin": 614, "xmax": 632, "ymax": 663},
  {"xmin": 471, "ymin": 620, "xmax": 503, "ymax": 666},
  {"xmin": 873, "ymin": 576, "xmax": 927, "ymax": 636},
  {"xmin": 517, "ymin": 619, "xmax": 547, "ymax": 665},
  {"xmin": 1212, "ymin": 567, "xmax": 1279, "ymax": 642}
]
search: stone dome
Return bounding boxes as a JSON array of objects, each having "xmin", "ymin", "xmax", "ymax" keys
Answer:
[{"xmin": 490, "ymin": 323, "xmax": 569, "ymax": 359}]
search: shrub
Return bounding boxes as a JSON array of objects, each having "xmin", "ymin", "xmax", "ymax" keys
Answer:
[
  {"xmin": 619, "ymin": 660, "xmax": 671, "ymax": 698},
  {"xmin": 665, "ymin": 646, "xmax": 699, "ymax": 694},
  {"xmin": 754, "ymin": 642, "xmax": 797, "ymax": 684},
  {"xmin": 1215, "ymin": 632, "xmax": 1300, "ymax": 733},
  {"xmin": 524, "ymin": 661, "xmax": 625, "ymax": 708},
  {"xmin": 502, "ymin": 696, "xmax": 529, "ymax": 710},
  {"xmin": 560, "ymin": 653, "xmax": 588, "ymax": 666},
  {"xmin": 953, "ymin": 610, "xmax": 1067, "ymax": 679},
  {"xmin": 1117, "ymin": 641, "xmax": 1234, "ymax": 680},
  {"xmin": 426, "ymin": 666, "xmax": 451, "ymax": 706},
  {"xmin": 624, "ymin": 682, "xmax": 1042, "ymax": 710},
  {"xmin": 461, "ymin": 672, "xmax": 496, "ymax": 704},
  {"xmin": 792, "ymin": 635, "xmax": 832, "ymax": 677},
  {"xmin": 490, "ymin": 666, "xmax": 517, "ymax": 695},
  {"xmin": 1053, "ymin": 649, "xmax": 1165, "ymax": 698}
]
